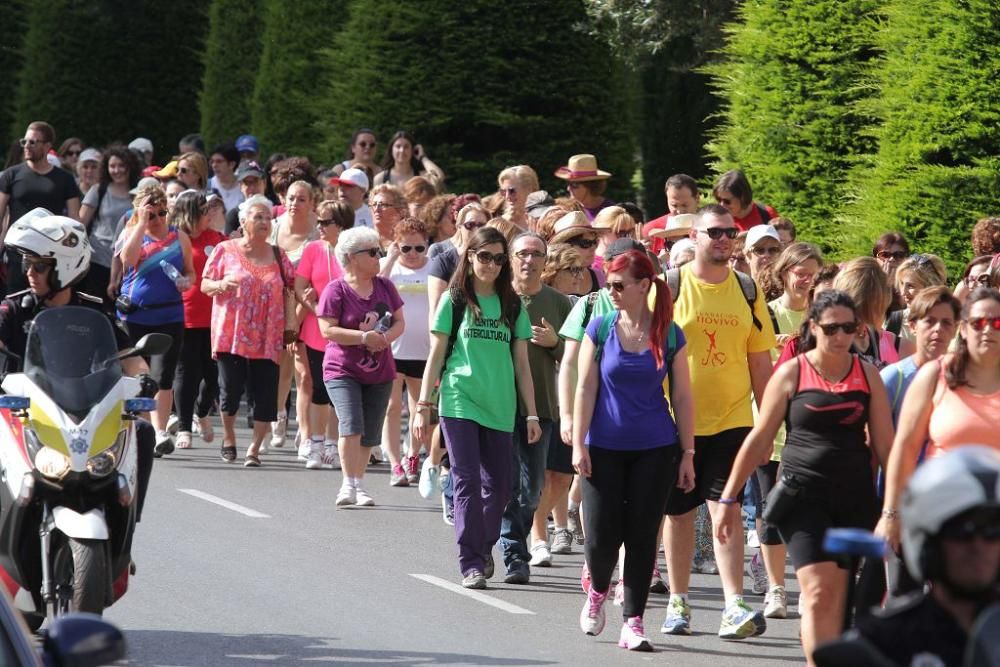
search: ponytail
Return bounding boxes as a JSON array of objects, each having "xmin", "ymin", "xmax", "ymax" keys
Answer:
[{"xmin": 649, "ymin": 276, "xmax": 673, "ymax": 369}]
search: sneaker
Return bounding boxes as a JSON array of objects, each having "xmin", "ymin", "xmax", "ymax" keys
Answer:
[
  {"xmin": 613, "ymin": 579, "xmax": 624, "ymax": 606},
  {"xmin": 462, "ymin": 570, "xmax": 486, "ymax": 590},
  {"xmin": 551, "ymin": 528, "xmax": 573, "ymax": 555},
  {"xmin": 763, "ymin": 586, "xmax": 788, "ymax": 619},
  {"xmin": 390, "ymin": 464, "xmax": 409, "ymax": 487},
  {"xmin": 355, "ymin": 485, "xmax": 375, "ymax": 507},
  {"xmin": 747, "ymin": 529, "xmax": 760, "ymax": 548},
  {"xmin": 619, "ymin": 616, "xmax": 653, "ymax": 651},
  {"xmin": 747, "ymin": 551, "xmax": 768, "ymax": 595},
  {"xmin": 335, "ymin": 485, "xmax": 356, "ymax": 508},
  {"xmin": 368, "ymin": 447, "xmax": 384, "ymax": 465},
  {"xmin": 660, "ymin": 597, "xmax": 692, "ymax": 635},
  {"xmin": 197, "ymin": 415, "xmax": 214, "ymax": 443},
  {"xmin": 154, "ymin": 431, "xmax": 174, "ymax": 457},
  {"xmin": 404, "ymin": 455, "xmax": 420, "ymax": 484},
  {"xmin": 580, "ymin": 562, "xmax": 592, "ymax": 594},
  {"xmin": 484, "ymin": 554, "xmax": 495, "ymax": 579},
  {"xmin": 297, "ymin": 437, "xmax": 311, "ymax": 461},
  {"xmin": 719, "ymin": 599, "xmax": 765, "ymax": 640},
  {"xmin": 270, "ymin": 413, "xmax": 287, "ymax": 448},
  {"xmin": 694, "ymin": 558, "xmax": 720, "ymax": 575},
  {"xmin": 650, "ymin": 566, "xmax": 669, "ymax": 594},
  {"xmin": 441, "ymin": 492, "xmax": 455, "ymax": 526},
  {"xmin": 418, "ymin": 459, "xmax": 441, "ymax": 499},
  {"xmin": 504, "ymin": 561, "xmax": 530, "ymax": 585},
  {"xmin": 579, "ymin": 588, "xmax": 608, "ymax": 636},
  {"xmin": 305, "ymin": 442, "xmax": 323, "ymax": 470},
  {"xmin": 321, "ymin": 442, "xmax": 339, "ymax": 470},
  {"xmin": 568, "ymin": 506, "xmax": 585, "ymax": 544},
  {"xmin": 529, "ymin": 542, "xmax": 552, "ymax": 567},
  {"xmin": 165, "ymin": 414, "xmax": 179, "ymax": 436}
]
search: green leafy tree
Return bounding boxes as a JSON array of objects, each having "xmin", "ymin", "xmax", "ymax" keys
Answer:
[
  {"xmin": 705, "ymin": 0, "xmax": 881, "ymax": 254},
  {"xmin": 0, "ymin": 0, "xmax": 27, "ymax": 150},
  {"xmin": 848, "ymin": 0, "xmax": 1000, "ymax": 273},
  {"xmin": 315, "ymin": 0, "xmax": 635, "ymax": 198},
  {"xmin": 249, "ymin": 0, "xmax": 338, "ymax": 159},
  {"xmin": 200, "ymin": 0, "xmax": 263, "ymax": 148},
  {"xmin": 12, "ymin": 1, "xmax": 207, "ymax": 160}
]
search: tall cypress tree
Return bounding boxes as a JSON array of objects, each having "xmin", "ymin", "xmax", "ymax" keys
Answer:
[
  {"xmin": 849, "ymin": 0, "xmax": 1000, "ymax": 272},
  {"xmin": 705, "ymin": 0, "xmax": 880, "ymax": 254},
  {"xmin": 0, "ymin": 0, "xmax": 27, "ymax": 148},
  {"xmin": 199, "ymin": 0, "xmax": 263, "ymax": 148},
  {"xmin": 316, "ymin": 0, "xmax": 636, "ymax": 198}
]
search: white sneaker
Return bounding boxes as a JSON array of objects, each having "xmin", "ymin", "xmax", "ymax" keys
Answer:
[
  {"xmin": 618, "ymin": 616, "xmax": 653, "ymax": 651},
  {"xmin": 763, "ymin": 586, "xmax": 788, "ymax": 619},
  {"xmin": 355, "ymin": 485, "xmax": 375, "ymax": 507},
  {"xmin": 368, "ymin": 446, "xmax": 384, "ymax": 465},
  {"xmin": 335, "ymin": 485, "xmax": 356, "ymax": 507},
  {"xmin": 305, "ymin": 442, "xmax": 322, "ymax": 470},
  {"xmin": 529, "ymin": 542, "xmax": 553, "ymax": 567},
  {"xmin": 747, "ymin": 529, "xmax": 760, "ymax": 548},
  {"xmin": 579, "ymin": 588, "xmax": 608, "ymax": 636},
  {"xmin": 418, "ymin": 459, "xmax": 441, "ymax": 499},
  {"xmin": 297, "ymin": 436, "xmax": 311, "ymax": 461},
  {"xmin": 165, "ymin": 414, "xmax": 179, "ymax": 436},
  {"xmin": 270, "ymin": 413, "xmax": 287, "ymax": 448},
  {"xmin": 321, "ymin": 442, "xmax": 339, "ymax": 470}
]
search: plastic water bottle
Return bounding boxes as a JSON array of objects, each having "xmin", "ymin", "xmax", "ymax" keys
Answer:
[
  {"xmin": 375, "ymin": 311, "xmax": 392, "ymax": 333},
  {"xmin": 160, "ymin": 260, "xmax": 181, "ymax": 281}
]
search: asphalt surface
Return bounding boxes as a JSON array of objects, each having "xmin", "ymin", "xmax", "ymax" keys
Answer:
[{"xmin": 106, "ymin": 420, "xmax": 807, "ymax": 666}]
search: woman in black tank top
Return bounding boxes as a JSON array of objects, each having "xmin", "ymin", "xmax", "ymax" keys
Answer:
[{"xmin": 711, "ymin": 291, "xmax": 895, "ymax": 667}]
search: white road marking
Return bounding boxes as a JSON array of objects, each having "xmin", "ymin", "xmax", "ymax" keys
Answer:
[
  {"xmin": 177, "ymin": 488, "xmax": 271, "ymax": 518},
  {"xmin": 409, "ymin": 574, "xmax": 535, "ymax": 615}
]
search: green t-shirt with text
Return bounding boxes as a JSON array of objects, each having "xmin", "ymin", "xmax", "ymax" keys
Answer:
[{"xmin": 558, "ymin": 289, "xmax": 615, "ymax": 342}]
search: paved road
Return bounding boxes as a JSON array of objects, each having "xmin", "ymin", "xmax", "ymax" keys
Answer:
[{"xmin": 106, "ymin": 423, "xmax": 807, "ymax": 666}]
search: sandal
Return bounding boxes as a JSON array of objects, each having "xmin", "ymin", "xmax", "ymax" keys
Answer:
[
  {"xmin": 243, "ymin": 454, "xmax": 261, "ymax": 468},
  {"xmin": 220, "ymin": 445, "xmax": 237, "ymax": 463},
  {"xmin": 176, "ymin": 432, "xmax": 193, "ymax": 449}
]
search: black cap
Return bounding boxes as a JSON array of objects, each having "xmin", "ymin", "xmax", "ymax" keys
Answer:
[{"xmin": 604, "ymin": 238, "xmax": 645, "ymax": 262}]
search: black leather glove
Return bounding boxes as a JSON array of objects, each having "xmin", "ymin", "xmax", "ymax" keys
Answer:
[{"xmin": 137, "ymin": 373, "xmax": 159, "ymax": 399}]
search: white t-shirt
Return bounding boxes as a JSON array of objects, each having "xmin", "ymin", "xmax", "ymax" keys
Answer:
[
  {"xmin": 381, "ymin": 258, "xmax": 431, "ymax": 360},
  {"xmin": 208, "ymin": 176, "xmax": 244, "ymax": 212},
  {"xmin": 354, "ymin": 203, "xmax": 373, "ymax": 229}
]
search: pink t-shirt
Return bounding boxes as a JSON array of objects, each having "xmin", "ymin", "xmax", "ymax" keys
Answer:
[
  {"xmin": 316, "ymin": 277, "xmax": 403, "ymax": 385},
  {"xmin": 202, "ymin": 239, "xmax": 295, "ymax": 363},
  {"xmin": 296, "ymin": 240, "xmax": 343, "ymax": 351}
]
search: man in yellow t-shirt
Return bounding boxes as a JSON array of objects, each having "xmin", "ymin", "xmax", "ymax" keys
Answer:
[{"xmin": 661, "ymin": 204, "xmax": 775, "ymax": 640}]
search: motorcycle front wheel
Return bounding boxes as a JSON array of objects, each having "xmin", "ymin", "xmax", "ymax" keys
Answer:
[{"xmin": 53, "ymin": 537, "xmax": 108, "ymax": 615}]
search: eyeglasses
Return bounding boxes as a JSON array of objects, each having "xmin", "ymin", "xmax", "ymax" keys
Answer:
[
  {"xmin": 967, "ymin": 316, "xmax": 1000, "ymax": 332},
  {"xmin": 64, "ymin": 150, "xmax": 81, "ymax": 157},
  {"xmin": 561, "ymin": 266, "xmax": 586, "ymax": 277},
  {"xmin": 372, "ymin": 202, "xmax": 398, "ymax": 211},
  {"xmin": 501, "ymin": 187, "xmax": 517, "ymax": 196},
  {"xmin": 513, "ymin": 250, "xmax": 545, "ymax": 260},
  {"xmin": 966, "ymin": 273, "xmax": 992, "ymax": 288},
  {"xmin": 875, "ymin": 250, "xmax": 907, "ymax": 261},
  {"xmin": 400, "ymin": 245, "xmax": 426, "ymax": 254},
  {"xmin": 22, "ymin": 258, "xmax": 54, "ymax": 274},
  {"xmin": 607, "ymin": 280, "xmax": 635, "ymax": 293},
  {"xmin": 939, "ymin": 518, "xmax": 1000, "ymax": 542},
  {"xmin": 461, "ymin": 221, "xmax": 486, "ymax": 231},
  {"xmin": 473, "ymin": 251, "xmax": 506, "ymax": 266},
  {"xmin": 357, "ymin": 141, "xmax": 375, "ymax": 149},
  {"xmin": 18, "ymin": 138, "xmax": 44, "ymax": 147},
  {"xmin": 352, "ymin": 247, "xmax": 384, "ymax": 258},
  {"xmin": 698, "ymin": 227, "xmax": 739, "ymax": 241},
  {"xmin": 147, "ymin": 208, "xmax": 169, "ymax": 219},
  {"xmin": 817, "ymin": 321, "xmax": 859, "ymax": 336},
  {"xmin": 751, "ymin": 245, "xmax": 781, "ymax": 257},
  {"xmin": 568, "ymin": 237, "xmax": 598, "ymax": 249}
]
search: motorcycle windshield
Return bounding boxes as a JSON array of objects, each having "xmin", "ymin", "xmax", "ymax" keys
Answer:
[{"xmin": 23, "ymin": 306, "xmax": 122, "ymax": 419}]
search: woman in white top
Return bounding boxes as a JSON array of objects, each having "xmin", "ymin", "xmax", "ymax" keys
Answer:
[{"xmin": 378, "ymin": 217, "xmax": 433, "ymax": 486}]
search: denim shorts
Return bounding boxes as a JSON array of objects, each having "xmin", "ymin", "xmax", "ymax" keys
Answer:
[{"xmin": 325, "ymin": 377, "xmax": 394, "ymax": 447}]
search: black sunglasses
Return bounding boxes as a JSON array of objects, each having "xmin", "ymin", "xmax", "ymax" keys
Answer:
[
  {"xmin": 22, "ymin": 258, "xmax": 54, "ymax": 274},
  {"xmin": 751, "ymin": 245, "xmax": 781, "ymax": 257},
  {"xmin": 461, "ymin": 221, "xmax": 486, "ymax": 231},
  {"xmin": 939, "ymin": 518, "xmax": 1000, "ymax": 542},
  {"xmin": 353, "ymin": 247, "xmax": 384, "ymax": 258},
  {"xmin": 400, "ymin": 245, "xmax": 426, "ymax": 254},
  {"xmin": 875, "ymin": 250, "xmax": 907, "ymax": 261},
  {"xmin": 64, "ymin": 150, "xmax": 81, "ymax": 157},
  {"xmin": 317, "ymin": 218, "xmax": 337, "ymax": 227},
  {"xmin": 607, "ymin": 280, "xmax": 634, "ymax": 293},
  {"xmin": 966, "ymin": 273, "xmax": 991, "ymax": 287},
  {"xmin": 473, "ymin": 251, "xmax": 506, "ymax": 266},
  {"xmin": 698, "ymin": 227, "xmax": 739, "ymax": 241},
  {"xmin": 568, "ymin": 237, "xmax": 598, "ymax": 249},
  {"xmin": 817, "ymin": 321, "xmax": 859, "ymax": 336}
]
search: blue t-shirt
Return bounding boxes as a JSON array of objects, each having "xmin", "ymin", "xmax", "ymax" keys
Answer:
[
  {"xmin": 584, "ymin": 313, "xmax": 685, "ymax": 450},
  {"xmin": 880, "ymin": 356, "xmax": 919, "ymax": 427}
]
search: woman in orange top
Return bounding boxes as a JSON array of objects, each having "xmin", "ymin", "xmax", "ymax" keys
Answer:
[{"xmin": 878, "ymin": 287, "xmax": 1000, "ymax": 552}]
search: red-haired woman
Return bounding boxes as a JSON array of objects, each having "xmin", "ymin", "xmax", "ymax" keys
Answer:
[{"xmin": 572, "ymin": 250, "xmax": 695, "ymax": 651}]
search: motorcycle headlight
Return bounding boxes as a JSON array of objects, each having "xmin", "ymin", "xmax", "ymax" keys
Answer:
[
  {"xmin": 34, "ymin": 447, "xmax": 70, "ymax": 480},
  {"xmin": 87, "ymin": 430, "xmax": 125, "ymax": 477}
]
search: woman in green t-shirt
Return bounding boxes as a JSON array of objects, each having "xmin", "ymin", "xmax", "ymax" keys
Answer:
[{"xmin": 414, "ymin": 227, "xmax": 541, "ymax": 590}]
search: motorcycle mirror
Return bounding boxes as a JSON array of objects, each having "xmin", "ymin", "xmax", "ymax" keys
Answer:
[
  {"xmin": 42, "ymin": 613, "xmax": 126, "ymax": 667},
  {"xmin": 119, "ymin": 333, "xmax": 173, "ymax": 361}
]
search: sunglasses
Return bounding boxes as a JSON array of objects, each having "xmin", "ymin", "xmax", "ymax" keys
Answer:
[
  {"xmin": 568, "ymin": 237, "xmax": 598, "ymax": 249},
  {"xmin": 473, "ymin": 251, "xmax": 506, "ymax": 266},
  {"xmin": 561, "ymin": 266, "xmax": 586, "ymax": 277},
  {"xmin": 967, "ymin": 316, "xmax": 1000, "ymax": 332},
  {"xmin": 607, "ymin": 280, "xmax": 636, "ymax": 293},
  {"xmin": 400, "ymin": 245, "xmax": 426, "ymax": 254},
  {"xmin": 966, "ymin": 273, "xmax": 992, "ymax": 287},
  {"xmin": 317, "ymin": 218, "xmax": 337, "ymax": 227},
  {"xmin": 353, "ymin": 247, "xmax": 384, "ymax": 258},
  {"xmin": 751, "ymin": 245, "xmax": 781, "ymax": 257},
  {"xmin": 147, "ymin": 208, "xmax": 169, "ymax": 219},
  {"xmin": 875, "ymin": 250, "xmax": 907, "ymax": 261},
  {"xmin": 64, "ymin": 149, "xmax": 81, "ymax": 157},
  {"xmin": 357, "ymin": 141, "xmax": 376, "ymax": 149},
  {"xmin": 817, "ymin": 320, "xmax": 859, "ymax": 336},
  {"xmin": 18, "ymin": 138, "xmax": 43, "ymax": 147},
  {"xmin": 461, "ymin": 221, "xmax": 486, "ymax": 231},
  {"xmin": 698, "ymin": 227, "xmax": 739, "ymax": 241},
  {"xmin": 939, "ymin": 518, "xmax": 1000, "ymax": 542},
  {"xmin": 22, "ymin": 258, "xmax": 54, "ymax": 274}
]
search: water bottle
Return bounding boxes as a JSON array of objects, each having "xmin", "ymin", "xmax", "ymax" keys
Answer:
[
  {"xmin": 375, "ymin": 311, "xmax": 392, "ymax": 333},
  {"xmin": 160, "ymin": 260, "xmax": 181, "ymax": 281}
]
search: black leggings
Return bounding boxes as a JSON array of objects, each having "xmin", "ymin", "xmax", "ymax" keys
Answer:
[
  {"xmin": 172, "ymin": 328, "xmax": 218, "ymax": 432},
  {"xmin": 135, "ymin": 419, "xmax": 155, "ymax": 522},
  {"xmin": 754, "ymin": 460, "xmax": 783, "ymax": 546},
  {"xmin": 217, "ymin": 353, "xmax": 280, "ymax": 424},
  {"xmin": 305, "ymin": 345, "xmax": 332, "ymax": 405},
  {"xmin": 583, "ymin": 445, "xmax": 680, "ymax": 619}
]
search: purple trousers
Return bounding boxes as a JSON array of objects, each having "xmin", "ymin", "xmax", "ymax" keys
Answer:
[{"xmin": 440, "ymin": 417, "xmax": 513, "ymax": 576}]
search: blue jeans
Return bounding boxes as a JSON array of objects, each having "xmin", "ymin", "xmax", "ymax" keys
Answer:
[{"xmin": 498, "ymin": 416, "xmax": 552, "ymax": 569}]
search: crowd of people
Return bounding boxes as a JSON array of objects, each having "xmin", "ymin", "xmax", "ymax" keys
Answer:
[{"xmin": 1, "ymin": 121, "xmax": 998, "ymax": 664}]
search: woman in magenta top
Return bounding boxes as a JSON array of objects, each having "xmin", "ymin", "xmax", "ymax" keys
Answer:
[
  {"xmin": 201, "ymin": 195, "xmax": 295, "ymax": 466},
  {"xmin": 294, "ymin": 200, "xmax": 352, "ymax": 469},
  {"xmin": 172, "ymin": 190, "xmax": 227, "ymax": 449}
]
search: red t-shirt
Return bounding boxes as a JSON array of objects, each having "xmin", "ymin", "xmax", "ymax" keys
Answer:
[
  {"xmin": 734, "ymin": 202, "xmax": 778, "ymax": 232},
  {"xmin": 642, "ymin": 214, "xmax": 670, "ymax": 254},
  {"xmin": 183, "ymin": 229, "xmax": 228, "ymax": 328}
]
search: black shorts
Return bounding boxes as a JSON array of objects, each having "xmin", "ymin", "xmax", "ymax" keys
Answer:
[
  {"xmin": 124, "ymin": 320, "xmax": 185, "ymax": 390},
  {"xmin": 775, "ymin": 473, "xmax": 878, "ymax": 569},
  {"xmin": 545, "ymin": 421, "xmax": 574, "ymax": 475},
  {"xmin": 664, "ymin": 426, "xmax": 750, "ymax": 516},
  {"xmin": 755, "ymin": 460, "xmax": 782, "ymax": 545},
  {"xmin": 394, "ymin": 358, "xmax": 426, "ymax": 380},
  {"xmin": 305, "ymin": 346, "xmax": 332, "ymax": 406}
]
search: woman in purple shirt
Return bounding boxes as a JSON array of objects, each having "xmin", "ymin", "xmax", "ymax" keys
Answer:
[{"xmin": 572, "ymin": 250, "xmax": 695, "ymax": 652}]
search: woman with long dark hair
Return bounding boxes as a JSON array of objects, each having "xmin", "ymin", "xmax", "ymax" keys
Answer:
[
  {"xmin": 331, "ymin": 128, "xmax": 381, "ymax": 178},
  {"xmin": 413, "ymin": 227, "xmax": 540, "ymax": 589},
  {"xmin": 373, "ymin": 130, "xmax": 444, "ymax": 190}
]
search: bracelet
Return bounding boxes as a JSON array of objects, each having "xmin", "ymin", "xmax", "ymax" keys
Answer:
[
  {"xmin": 717, "ymin": 497, "xmax": 739, "ymax": 505},
  {"xmin": 525, "ymin": 416, "xmax": 540, "ymax": 422},
  {"xmin": 417, "ymin": 400, "xmax": 435, "ymax": 408},
  {"xmin": 881, "ymin": 508, "xmax": 899, "ymax": 519},
  {"xmin": 682, "ymin": 449, "xmax": 695, "ymax": 456}
]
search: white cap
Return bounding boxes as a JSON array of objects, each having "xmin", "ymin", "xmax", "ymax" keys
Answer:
[
  {"xmin": 130, "ymin": 176, "xmax": 161, "ymax": 195},
  {"xmin": 331, "ymin": 167, "xmax": 369, "ymax": 193},
  {"xmin": 78, "ymin": 148, "xmax": 101, "ymax": 164},
  {"xmin": 128, "ymin": 137, "xmax": 154, "ymax": 154},
  {"xmin": 745, "ymin": 224, "xmax": 780, "ymax": 248}
]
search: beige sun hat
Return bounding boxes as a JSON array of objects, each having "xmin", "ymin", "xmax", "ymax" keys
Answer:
[
  {"xmin": 649, "ymin": 213, "xmax": 696, "ymax": 240},
  {"xmin": 549, "ymin": 211, "xmax": 596, "ymax": 244},
  {"xmin": 553, "ymin": 154, "xmax": 611, "ymax": 182}
]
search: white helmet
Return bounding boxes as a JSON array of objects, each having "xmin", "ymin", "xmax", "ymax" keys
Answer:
[
  {"xmin": 901, "ymin": 445, "xmax": 1000, "ymax": 582},
  {"xmin": 4, "ymin": 209, "xmax": 92, "ymax": 292}
]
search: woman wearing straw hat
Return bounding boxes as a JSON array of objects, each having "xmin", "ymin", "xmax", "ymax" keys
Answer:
[
  {"xmin": 554, "ymin": 154, "xmax": 614, "ymax": 221},
  {"xmin": 550, "ymin": 210, "xmax": 602, "ymax": 294}
]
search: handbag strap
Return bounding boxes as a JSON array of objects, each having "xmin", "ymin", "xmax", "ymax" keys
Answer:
[{"xmin": 271, "ymin": 244, "xmax": 289, "ymax": 289}]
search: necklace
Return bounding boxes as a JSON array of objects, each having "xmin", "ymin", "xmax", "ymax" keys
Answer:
[{"xmin": 618, "ymin": 312, "xmax": 647, "ymax": 344}]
